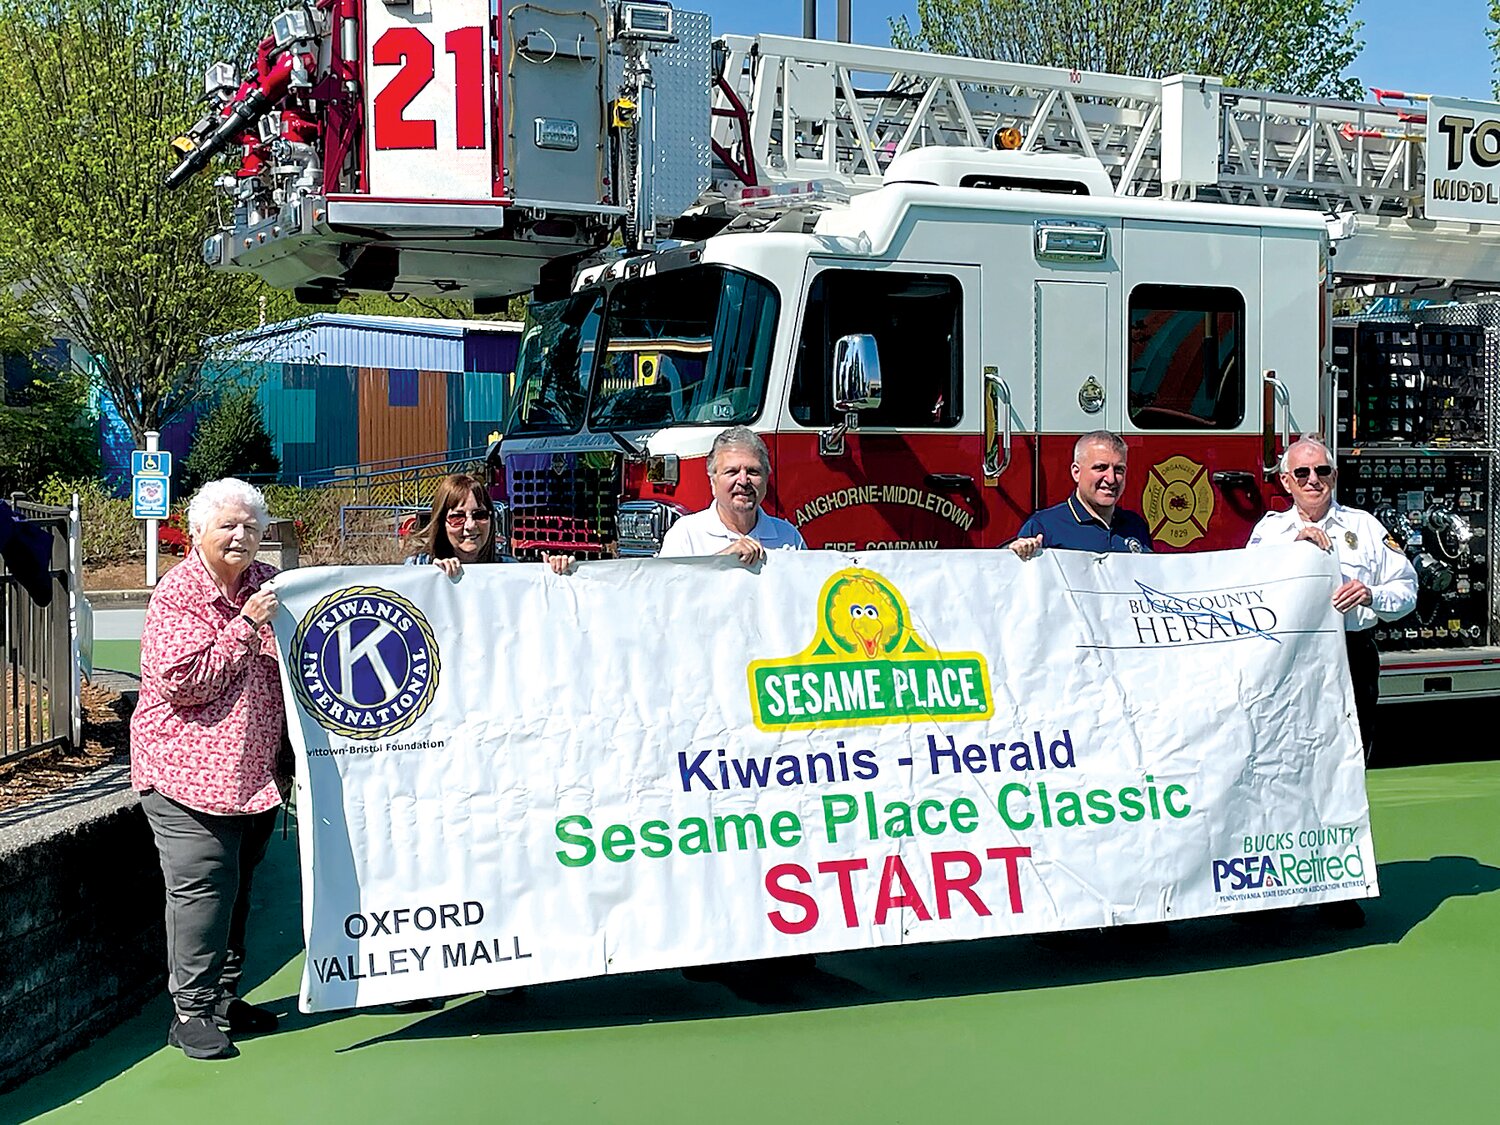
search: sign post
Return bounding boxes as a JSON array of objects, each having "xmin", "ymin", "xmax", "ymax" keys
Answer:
[{"xmin": 131, "ymin": 434, "xmax": 171, "ymax": 587}]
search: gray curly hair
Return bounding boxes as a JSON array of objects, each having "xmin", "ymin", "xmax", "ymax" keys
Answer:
[
  {"xmin": 187, "ymin": 478, "xmax": 271, "ymax": 541},
  {"xmin": 707, "ymin": 426, "xmax": 771, "ymax": 476}
]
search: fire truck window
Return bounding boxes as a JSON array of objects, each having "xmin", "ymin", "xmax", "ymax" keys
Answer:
[
  {"xmin": 509, "ymin": 291, "xmax": 603, "ymax": 435},
  {"xmin": 588, "ymin": 267, "xmax": 779, "ymax": 429},
  {"xmin": 791, "ymin": 271, "xmax": 962, "ymax": 428},
  {"xmin": 1127, "ymin": 285, "xmax": 1245, "ymax": 429}
]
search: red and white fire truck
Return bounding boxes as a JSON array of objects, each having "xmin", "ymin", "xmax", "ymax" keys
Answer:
[{"xmin": 168, "ymin": 0, "xmax": 1500, "ymax": 701}]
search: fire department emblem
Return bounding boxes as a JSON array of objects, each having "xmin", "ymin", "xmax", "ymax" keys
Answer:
[
  {"xmin": 291, "ymin": 586, "xmax": 441, "ymax": 740},
  {"xmin": 1142, "ymin": 455, "xmax": 1215, "ymax": 548}
]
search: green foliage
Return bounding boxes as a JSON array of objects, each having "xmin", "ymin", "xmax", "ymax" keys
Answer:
[
  {"xmin": 1493, "ymin": 2, "xmax": 1500, "ymax": 98},
  {"xmin": 258, "ymin": 288, "xmax": 530, "ymax": 327},
  {"xmin": 259, "ymin": 484, "xmax": 341, "ymax": 555},
  {"xmin": 0, "ymin": 0, "xmax": 283, "ymax": 444},
  {"xmin": 37, "ymin": 476, "xmax": 138, "ymax": 563},
  {"xmin": 181, "ymin": 390, "xmax": 280, "ymax": 492},
  {"xmin": 0, "ymin": 366, "xmax": 101, "ymax": 495},
  {"xmin": 891, "ymin": 0, "xmax": 1364, "ymax": 98}
]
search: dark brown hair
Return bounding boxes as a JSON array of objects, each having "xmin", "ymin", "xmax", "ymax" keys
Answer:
[{"xmin": 413, "ymin": 474, "xmax": 496, "ymax": 562}]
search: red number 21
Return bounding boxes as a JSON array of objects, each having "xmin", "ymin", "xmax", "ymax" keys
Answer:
[{"xmin": 372, "ymin": 26, "xmax": 486, "ymax": 151}]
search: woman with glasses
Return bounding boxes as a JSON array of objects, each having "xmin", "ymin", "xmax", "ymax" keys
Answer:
[
  {"xmin": 406, "ymin": 473, "xmax": 501, "ymax": 575},
  {"xmin": 406, "ymin": 472, "xmax": 572, "ymax": 576}
]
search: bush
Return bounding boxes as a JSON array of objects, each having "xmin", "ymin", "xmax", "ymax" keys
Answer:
[
  {"xmin": 37, "ymin": 476, "xmax": 138, "ymax": 563},
  {"xmin": 0, "ymin": 369, "xmax": 101, "ymax": 496},
  {"xmin": 260, "ymin": 484, "xmax": 339, "ymax": 553},
  {"xmin": 181, "ymin": 390, "xmax": 280, "ymax": 492}
]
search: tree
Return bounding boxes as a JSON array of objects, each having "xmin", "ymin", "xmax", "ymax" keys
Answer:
[
  {"xmin": 1492, "ymin": 2, "xmax": 1500, "ymax": 98},
  {"xmin": 0, "ymin": 0, "xmax": 281, "ymax": 447},
  {"xmin": 891, "ymin": 0, "xmax": 1364, "ymax": 99},
  {"xmin": 258, "ymin": 288, "xmax": 531, "ymax": 327},
  {"xmin": 180, "ymin": 389, "xmax": 280, "ymax": 492},
  {"xmin": 0, "ymin": 362, "xmax": 102, "ymax": 496}
]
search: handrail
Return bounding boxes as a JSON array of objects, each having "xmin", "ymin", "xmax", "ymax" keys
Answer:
[{"xmin": 296, "ymin": 445, "xmax": 491, "ymax": 489}]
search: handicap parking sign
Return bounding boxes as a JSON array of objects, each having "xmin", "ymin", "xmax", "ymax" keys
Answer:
[
  {"xmin": 131, "ymin": 450, "xmax": 172, "ymax": 477},
  {"xmin": 132, "ymin": 474, "xmax": 171, "ymax": 520}
]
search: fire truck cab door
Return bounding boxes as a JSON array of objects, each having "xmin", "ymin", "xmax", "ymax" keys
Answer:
[
  {"xmin": 1117, "ymin": 220, "xmax": 1268, "ymax": 551},
  {"xmin": 770, "ymin": 261, "xmax": 984, "ymax": 551},
  {"xmin": 1035, "ymin": 279, "xmax": 1119, "ymax": 503}
]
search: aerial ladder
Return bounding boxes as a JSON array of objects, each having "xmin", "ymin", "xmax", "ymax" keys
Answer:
[{"xmin": 165, "ymin": 2, "xmax": 1500, "ymax": 300}]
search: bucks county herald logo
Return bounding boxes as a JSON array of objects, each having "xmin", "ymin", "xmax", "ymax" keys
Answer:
[
  {"xmin": 291, "ymin": 585, "xmax": 440, "ymax": 739},
  {"xmin": 747, "ymin": 567, "xmax": 993, "ymax": 731}
]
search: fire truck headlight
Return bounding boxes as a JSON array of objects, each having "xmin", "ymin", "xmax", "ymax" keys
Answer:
[{"xmin": 617, "ymin": 500, "xmax": 684, "ymax": 557}]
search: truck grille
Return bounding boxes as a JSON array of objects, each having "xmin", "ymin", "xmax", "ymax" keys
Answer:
[{"xmin": 505, "ymin": 451, "xmax": 621, "ymax": 559}]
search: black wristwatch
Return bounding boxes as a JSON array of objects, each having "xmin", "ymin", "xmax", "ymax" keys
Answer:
[{"xmin": 239, "ymin": 613, "xmax": 258, "ymax": 629}]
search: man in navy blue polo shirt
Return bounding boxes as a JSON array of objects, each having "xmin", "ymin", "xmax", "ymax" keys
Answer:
[{"xmin": 1009, "ymin": 430, "xmax": 1153, "ymax": 558}]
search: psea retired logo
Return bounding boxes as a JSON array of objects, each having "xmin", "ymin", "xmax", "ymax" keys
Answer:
[{"xmin": 292, "ymin": 585, "xmax": 441, "ymax": 739}]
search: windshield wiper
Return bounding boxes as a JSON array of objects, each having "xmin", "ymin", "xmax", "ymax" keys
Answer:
[{"xmin": 605, "ymin": 429, "xmax": 645, "ymax": 457}]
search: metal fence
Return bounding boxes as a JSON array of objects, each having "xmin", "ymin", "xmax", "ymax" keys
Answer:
[
  {"xmin": 2, "ymin": 496, "xmax": 83, "ymax": 763},
  {"xmin": 296, "ymin": 445, "xmax": 491, "ymax": 499}
]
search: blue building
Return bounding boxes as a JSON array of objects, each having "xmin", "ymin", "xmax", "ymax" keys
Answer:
[{"xmin": 96, "ymin": 314, "xmax": 524, "ymax": 487}]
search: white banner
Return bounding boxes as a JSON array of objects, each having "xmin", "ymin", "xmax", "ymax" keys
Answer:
[{"xmin": 271, "ymin": 547, "xmax": 1376, "ymax": 1012}]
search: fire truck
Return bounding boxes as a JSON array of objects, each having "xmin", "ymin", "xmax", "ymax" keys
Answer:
[{"xmin": 167, "ymin": 0, "xmax": 1500, "ymax": 702}]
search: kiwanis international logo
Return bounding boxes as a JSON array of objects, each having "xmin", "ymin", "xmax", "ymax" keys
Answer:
[
  {"xmin": 291, "ymin": 586, "xmax": 440, "ymax": 740},
  {"xmin": 747, "ymin": 568, "xmax": 993, "ymax": 731},
  {"xmin": 1142, "ymin": 455, "xmax": 1215, "ymax": 548}
]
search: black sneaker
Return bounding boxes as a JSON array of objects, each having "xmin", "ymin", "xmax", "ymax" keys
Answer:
[
  {"xmin": 168, "ymin": 1015, "xmax": 237, "ymax": 1060},
  {"xmin": 214, "ymin": 997, "xmax": 278, "ymax": 1034}
]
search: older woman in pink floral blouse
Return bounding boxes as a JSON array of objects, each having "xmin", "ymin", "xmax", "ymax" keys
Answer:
[{"xmin": 130, "ymin": 477, "xmax": 285, "ymax": 1060}]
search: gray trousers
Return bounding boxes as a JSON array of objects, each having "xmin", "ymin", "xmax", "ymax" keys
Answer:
[{"xmin": 140, "ymin": 789, "xmax": 278, "ymax": 1017}]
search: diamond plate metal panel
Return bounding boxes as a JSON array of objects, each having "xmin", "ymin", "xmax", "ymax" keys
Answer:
[
  {"xmin": 1487, "ymin": 325, "xmax": 1500, "ymax": 639},
  {"xmin": 608, "ymin": 9, "xmax": 712, "ymax": 224}
]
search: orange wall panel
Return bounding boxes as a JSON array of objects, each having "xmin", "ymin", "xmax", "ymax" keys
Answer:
[{"xmin": 357, "ymin": 368, "xmax": 450, "ymax": 464}]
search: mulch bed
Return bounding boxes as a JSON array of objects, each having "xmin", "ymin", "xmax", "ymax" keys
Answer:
[{"xmin": 0, "ymin": 683, "xmax": 132, "ymax": 813}]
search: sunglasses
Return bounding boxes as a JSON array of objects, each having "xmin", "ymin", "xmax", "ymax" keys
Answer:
[
  {"xmin": 1289, "ymin": 464, "xmax": 1334, "ymax": 481},
  {"xmin": 444, "ymin": 509, "xmax": 493, "ymax": 527}
]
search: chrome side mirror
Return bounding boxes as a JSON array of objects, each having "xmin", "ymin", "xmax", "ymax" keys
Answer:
[
  {"xmin": 822, "ymin": 334, "xmax": 882, "ymax": 456},
  {"xmin": 832, "ymin": 334, "xmax": 882, "ymax": 412}
]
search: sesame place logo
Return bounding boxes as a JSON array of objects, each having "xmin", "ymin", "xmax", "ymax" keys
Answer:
[
  {"xmin": 1142, "ymin": 454, "xmax": 1215, "ymax": 548},
  {"xmin": 292, "ymin": 585, "xmax": 440, "ymax": 740},
  {"xmin": 747, "ymin": 568, "xmax": 993, "ymax": 731}
]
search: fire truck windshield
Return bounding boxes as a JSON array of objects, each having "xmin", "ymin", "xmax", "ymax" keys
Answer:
[
  {"xmin": 586, "ymin": 266, "xmax": 779, "ymax": 430},
  {"xmin": 509, "ymin": 291, "xmax": 604, "ymax": 435}
]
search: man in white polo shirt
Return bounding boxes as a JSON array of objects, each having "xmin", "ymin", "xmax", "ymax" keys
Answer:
[{"xmin": 659, "ymin": 426, "xmax": 805, "ymax": 561}]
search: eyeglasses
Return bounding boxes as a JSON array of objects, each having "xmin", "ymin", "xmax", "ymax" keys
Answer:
[
  {"xmin": 1290, "ymin": 464, "xmax": 1334, "ymax": 482},
  {"xmin": 444, "ymin": 509, "xmax": 493, "ymax": 527}
]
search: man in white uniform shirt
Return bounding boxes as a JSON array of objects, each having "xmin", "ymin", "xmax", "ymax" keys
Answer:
[
  {"xmin": 1248, "ymin": 436, "xmax": 1416, "ymax": 757},
  {"xmin": 659, "ymin": 426, "xmax": 806, "ymax": 561}
]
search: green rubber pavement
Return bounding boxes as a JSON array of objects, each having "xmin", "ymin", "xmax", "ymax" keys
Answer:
[
  {"xmin": 4, "ymin": 761, "xmax": 1498, "ymax": 1125},
  {"xmin": 89, "ymin": 641, "xmax": 139, "ymax": 678}
]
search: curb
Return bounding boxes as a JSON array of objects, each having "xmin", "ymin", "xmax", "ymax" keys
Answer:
[{"xmin": 85, "ymin": 589, "xmax": 154, "ymax": 608}]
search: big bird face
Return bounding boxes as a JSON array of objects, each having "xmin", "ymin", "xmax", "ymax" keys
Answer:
[{"xmin": 829, "ymin": 577, "xmax": 901, "ymax": 658}]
